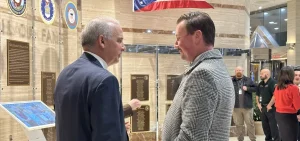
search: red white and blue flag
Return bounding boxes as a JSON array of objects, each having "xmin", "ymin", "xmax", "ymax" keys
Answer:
[{"xmin": 133, "ymin": 0, "xmax": 213, "ymax": 12}]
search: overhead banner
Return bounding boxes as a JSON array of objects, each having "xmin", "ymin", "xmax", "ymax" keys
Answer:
[{"xmin": 133, "ymin": 0, "xmax": 213, "ymax": 12}]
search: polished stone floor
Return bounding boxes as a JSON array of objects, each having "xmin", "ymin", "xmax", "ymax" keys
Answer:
[{"xmin": 229, "ymin": 135, "xmax": 265, "ymax": 141}]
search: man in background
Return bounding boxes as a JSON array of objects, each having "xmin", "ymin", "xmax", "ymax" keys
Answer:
[
  {"xmin": 232, "ymin": 66, "xmax": 257, "ymax": 141},
  {"xmin": 256, "ymin": 69, "xmax": 280, "ymax": 141},
  {"xmin": 54, "ymin": 17, "xmax": 127, "ymax": 141},
  {"xmin": 293, "ymin": 66, "xmax": 300, "ymax": 141}
]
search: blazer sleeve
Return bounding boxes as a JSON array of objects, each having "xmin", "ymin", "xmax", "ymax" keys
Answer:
[
  {"xmin": 173, "ymin": 70, "xmax": 217, "ymax": 141},
  {"xmin": 89, "ymin": 75, "xmax": 125, "ymax": 141},
  {"xmin": 123, "ymin": 104, "xmax": 133, "ymax": 118},
  {"xmin": 246, "ymin": 78, "xmax": 257, "ymax": 93}
]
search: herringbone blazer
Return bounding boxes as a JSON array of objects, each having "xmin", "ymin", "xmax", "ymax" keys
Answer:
[{"xmin": 162, "ymin": 49, "xmax": 235, "ymax": 141}]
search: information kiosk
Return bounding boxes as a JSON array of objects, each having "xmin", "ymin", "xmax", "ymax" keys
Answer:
[{"xmin": 0, "ymin": 100, "xmax": 55, "ymax": 141}]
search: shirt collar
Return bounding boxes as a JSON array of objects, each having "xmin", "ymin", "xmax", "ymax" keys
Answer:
[{"xmin": 84, "ymin": 51, "xmax": 108, "ymax": 69}]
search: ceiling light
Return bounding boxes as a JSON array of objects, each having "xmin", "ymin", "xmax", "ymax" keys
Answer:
[
  {"xmin": 285, "ymin": 19, "xmax": 288, "ymax": 21},
  {"xmin": 146, "ymin": 29, "xmax": 152, "ymax": 33},
  {"xmin": 172, "ymin": 31, "xmax": 176, "ymax": 34},
  {"xmin": 269, "ymin": 21, "xmax": 274, "ymax": 24},
  {"xmin": 274, "ymin": 27, "xmax": 279, "ymax": 30},
  {"xmin": 259, "ymin": 6, "xmax": 262, "ymax": 9}
]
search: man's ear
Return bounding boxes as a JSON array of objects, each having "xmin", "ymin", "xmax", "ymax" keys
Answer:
[{"xmin": 98, "ymin": 35, "xmax": 105, "ymax": 48}]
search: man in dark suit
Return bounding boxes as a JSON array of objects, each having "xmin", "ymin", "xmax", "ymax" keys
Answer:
[{"xmin": 54, "ymin": 17, "xmax": 127, "ymax": 141}]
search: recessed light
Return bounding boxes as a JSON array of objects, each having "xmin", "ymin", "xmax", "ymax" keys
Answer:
[
  {"xmin": 269, "ymin": 21, "xmax": 274, "ymax": 24},
  {"xmin": 146, "ymin": 29, "xmax": 152, "ymax": 33},
  {"xmin": 274, "ymin": 27, "xmax": 279, "ymax": 30},
  {"xmin": 259, "ymin": 6, "xmax": 262, "ymax": 9},
  {"xmin": 285, "ymin": 19, "xmax": 288, "ymax": 21}
]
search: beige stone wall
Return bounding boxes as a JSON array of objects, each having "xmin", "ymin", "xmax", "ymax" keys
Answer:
[{"xmin": 287, "ymin": 0, "xmax": 300, "ymax": 66}]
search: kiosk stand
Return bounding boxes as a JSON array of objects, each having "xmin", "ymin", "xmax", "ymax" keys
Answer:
[{"xmin": 0, "ymin": 100, "xmax": 55, "ymax": 141}]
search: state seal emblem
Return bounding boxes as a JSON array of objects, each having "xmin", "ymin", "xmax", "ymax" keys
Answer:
[
  {"xmin": 64, "ymin": 2, "xmax": 78, "ymax": 29},
  {"xmin": 7, "ymin": 0, "xmax": 26, "ymax": 16},
  {"xmin": 40, "ymin": 0, "xmax": 55, "ymax": 25}
]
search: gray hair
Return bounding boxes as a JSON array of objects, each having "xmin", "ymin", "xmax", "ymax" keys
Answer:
[{"xmin": 81, "ymin": 17, "xmax": 120, "ymax": 47}]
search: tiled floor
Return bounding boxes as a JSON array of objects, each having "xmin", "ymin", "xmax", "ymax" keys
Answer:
[{"xmin": 229, "ymin": 135, "xmax": 265, "ymax": 141}]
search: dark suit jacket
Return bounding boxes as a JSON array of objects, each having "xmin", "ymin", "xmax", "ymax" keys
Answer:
[{"xmin": 54, "ymin": 52, "xmax": 127, "ymax": 141}]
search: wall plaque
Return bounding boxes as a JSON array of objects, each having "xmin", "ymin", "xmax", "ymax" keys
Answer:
[
  {"xmin": 41, "ymin": 72, "xmax": 56, "ymax": 106},
  {"xmin": 7, "ymin": 39, "xmax": 30, "ymax": 86},
  {"xmin": 131, "ymin": 105, "xmax": 150, "ymax": 132},
  {"xmin": 166, "ymin": 75, "xmax": 179, "ymax": 100},
  {"xmin": 43, "ymin": 127, "xmax": 56, "ymax": 141},
  {"xmin": 131, "ymin": 75, "xmax": 149, "ymax": 101}
]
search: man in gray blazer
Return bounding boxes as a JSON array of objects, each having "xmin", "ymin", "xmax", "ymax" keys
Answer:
[{"xmin": 162, "ymin": 11, "xmax": 235, "ymax": 141}]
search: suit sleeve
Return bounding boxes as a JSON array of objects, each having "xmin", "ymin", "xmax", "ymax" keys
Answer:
[
  {"xmin": 123, "ymin": 104, "xmax": 133, "ymax": 118},
  {"xmin": 246, "ymin": 78, "xmax": 257, "ymax": 93},
  {"xmin": 256, "ymin": 83, "xmax": 260, "ymax": 97},
  {"xmin": 89, "ymin": 75, "xmax": 125, "ymax": 141},
  {"xmin": 173, "ymin": 70, "xmax": 217, "ymax": 141}
]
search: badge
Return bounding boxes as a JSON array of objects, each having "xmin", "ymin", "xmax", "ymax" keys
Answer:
[
  {"xmin": 239, "ymin": 88, "xmax": 242, "ymax": 95},
  {"xmin": 40, "ymin": 0, "xmax": 55, "ymax": 25},
  {"xmin": 64, "ymin": 2, "xmax": 78, "ymax": 29},
  {"xmin": 260, "ymin": 96, "xmax": 262, "ymax": 102},
  {"xmin": 7, "ymin": 0, "xmax": 27, "ymax": 16}
]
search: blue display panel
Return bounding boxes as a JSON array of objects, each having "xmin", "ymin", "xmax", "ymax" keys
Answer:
[{"xmin": 0, "ymin": 101, "xmax": 55, "ymax": 130}]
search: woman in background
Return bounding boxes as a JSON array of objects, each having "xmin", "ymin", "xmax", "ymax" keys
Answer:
[{"xmin": 274, "ymin": 66, "xmax": 300, "ymax": 141}]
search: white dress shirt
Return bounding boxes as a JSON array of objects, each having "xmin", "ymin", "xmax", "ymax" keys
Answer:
[{"xmin": 84, "ymin": 51, "xmax": 108, "ymax": 69}]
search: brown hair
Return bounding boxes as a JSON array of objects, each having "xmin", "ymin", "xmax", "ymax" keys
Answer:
[{"xmin": 277, "ymin": 66, "xmax": 294, "ymax": 90}]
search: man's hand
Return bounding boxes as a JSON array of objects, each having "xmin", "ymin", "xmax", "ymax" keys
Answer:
[
  {"xmin": 125, "ymin": 122, "xmax": 130, "ymax": 132},
  {"xmin": 128, "ymin": 99, "xmax": 141, "ymax": 111},
  {"xmin": 297, "ymin": 115, "xmax": 300, "ymax": 122},
  {"xmin": 257, "ymin": 103, "xmax": 262, "ymax": 112},
  {"xmin": 267, "ymin": 104, "xmax": 272, "ymax": 112},
  {"xmin": 242, "ymin": 86, "xmax": 247, "ymax": 91}
]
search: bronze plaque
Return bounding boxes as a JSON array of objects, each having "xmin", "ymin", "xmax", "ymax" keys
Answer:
[
  {"xmin": 131, "ymin": 105, "xmax": 150, "ymax": 132},
  {"xmin": 7, "ymin": 39, "xmax": 30, "ymax": 86},
  {"xmin": 43, "ymin": 127, "xmax": 56, "ymax": 141},
  {"xmin": 131, "ymin": 75, "xmax": 149, "ymax": 101},
  {"xmin": 41, "ymin": 72, "xmax": 56, "ymax": 106},
  {"xmin": 166, "ymin": 75, "xmax": 179, "ymax": 100},
  {"xmin": 166, "ymin": 104, "xmax": 171, "ymax": 114}
]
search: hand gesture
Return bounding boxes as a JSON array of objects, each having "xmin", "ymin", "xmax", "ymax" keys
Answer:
[
  {"xmin": 128, "ymin": 99, "xmax": 141, "ymax": 111},
  {"xmin": 242, "ymin": 86, "xmax": 247, "ymax": 91},
  {"xmin": 267, "ymin": 105, "xmax": 272, "ymax": 112},
  {"xmin": 257, "ymin": 103, "xmax": 262, "ymax": 112}
]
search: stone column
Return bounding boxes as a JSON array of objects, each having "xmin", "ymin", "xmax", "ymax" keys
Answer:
[{"xmin": 287, "ymin": 0, "xmax": 300, "ymax": 66}]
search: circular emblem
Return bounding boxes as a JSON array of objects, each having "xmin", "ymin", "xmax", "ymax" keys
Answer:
[
  {"xmin": 7, "ymin": 0, "xmax": 27, "ymax": 16},
  {"xmin": 40, "ymin": 0, "xmax": 55, "ymax": 25},
  {"xmin": 64, "ymin": 2, "xmax": 78, "ymax": 29}
]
